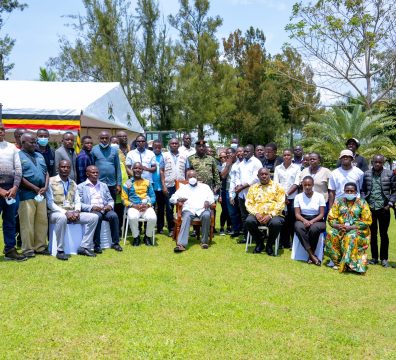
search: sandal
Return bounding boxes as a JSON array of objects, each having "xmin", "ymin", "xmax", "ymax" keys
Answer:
[
  {"xmin": 173, "ymin": 244, "xmax": 186, "ymax": 253},
  {"xmin": 201, "ymin": 243, "xmax": 209, "ymax": 249}
]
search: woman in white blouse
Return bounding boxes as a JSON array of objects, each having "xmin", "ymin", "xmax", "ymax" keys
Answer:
[{"xmin": 294, "ymin": 176, "xmax": 326, "ymax": 266}]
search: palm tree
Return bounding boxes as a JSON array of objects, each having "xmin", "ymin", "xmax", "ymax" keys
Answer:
[
  {"xmin": 39, "ymin": 67, "xmax": 57, "ymax": 81},
  {"xmin": 302, "ymin": 105, "xmax": 396, "ymax": 166}
]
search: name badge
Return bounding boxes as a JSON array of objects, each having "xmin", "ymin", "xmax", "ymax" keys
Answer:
[{"xmin": 63, "ymin": 200, "xmax": 70, "ymax": 207}]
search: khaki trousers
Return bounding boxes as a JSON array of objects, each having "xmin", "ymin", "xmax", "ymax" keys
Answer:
[{"xmin": 19, "ymin": 199, "xmax": 48, "ymax": 255}]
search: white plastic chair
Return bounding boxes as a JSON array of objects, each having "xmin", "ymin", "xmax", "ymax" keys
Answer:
[
  {"xmin": 245, "ymin": 226, "xmax": 281, "ymax": 255},
  {"xmin": 122, "ymin": 207, "xmax": 155, "ymax": 246},
  {"xmin": 291, "ymin": 233, "xmax": 325, "ymax": 261}
]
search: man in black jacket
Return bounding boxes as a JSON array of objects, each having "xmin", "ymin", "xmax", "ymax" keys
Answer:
[{"xmin": 361, "ymin": 154, "xmax": 396, "ymax": 267}]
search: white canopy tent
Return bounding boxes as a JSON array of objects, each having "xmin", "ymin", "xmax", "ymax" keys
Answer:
[{"xmin": 0, "ymin": 80, "xmax": 144, "ymax": 142}]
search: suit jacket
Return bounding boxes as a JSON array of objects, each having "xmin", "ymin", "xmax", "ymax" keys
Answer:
[
  {"xmin": 55, "ymin": 146, "xmax": 77, "ymax": 181},
  {"xmin": 77, "ymin": 179, "xmax": 114, "ymax": 212}
]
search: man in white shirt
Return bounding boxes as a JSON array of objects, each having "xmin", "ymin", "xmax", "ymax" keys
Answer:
[
  {"xmin": 125, "ymin": 135, "xmax": 156, "ymax": 182},
  {"xmin": 179, "ymin": 133, "xmax": 196, "ymax": 158},
  {"xmin": 235, "ymin": 144, "xmax": 262, "ymax": 242},
  {"xmin": 226, "ymin": 147, "xmax": 243, "ymax": 238},
  {"xmin": 162, "ymin": 138, "xmax": 187, "ymax": 237},
  {"xmin": 170, "ymin": 170, "xmax": 214, "ymax": 252},
  {"xmin": 47, "ymin": 160, "xmax": 99, "ymax": 260},
  {"xmin": 328, "ymin": 149, "xmax": 364, "ymax": 208},
  {"xmin": 274, "ymin": 149, "xmax": 301, "ymax": 248}
]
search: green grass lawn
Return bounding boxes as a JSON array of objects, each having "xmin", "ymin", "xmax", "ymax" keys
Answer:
[{"xmin": 0, "ymin": 214, "xmax": 395, "ymax": 359}]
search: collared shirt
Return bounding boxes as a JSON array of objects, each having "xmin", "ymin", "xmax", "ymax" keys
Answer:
[
  {"xmin": 91, "ymin": 145, "xmax": 122, "ymax": 187},
  {"xmin": 229, "ymin": 159, "xmax": 240, "ymax": 199},
  {"xmin": 19, "ymin": 150, "xmax": 47, "ymax": 201},
  {"xmin": 121, "ymin": 177, "xmax": 156, "ymax": 207},
  {"xmin": 179, "ymin": 145, "xmax": 196, "ymax": 158},
  {"xmin": 367, "ymin": 173, "xmax": 387, "ymax": 210},
  {"xmin": 46, "ymin": 175, "xmax": 81, "ymax": 214},
  {"xmin": 274, "ymin": 163, "xmax": 301, "ymax": 199},
  {"xmin": 236, "ymin": 156, "xmax": 262, "ymax": 199},
  {"xmin": 125, "ymin": 148, "xmax": 156, "ymax": 182},
  {"xmin": 76, "ymin": 149, "xmax": 94, "ymax": 184},
  {"xmin": 86, "ymin": 179, "xmax": 104, "ymax": 208},
  {"xmin": 170, "ymin": 182, "xmax": 214, "ymax": 216},
  {"xmin": 152, "ymin": 153, "xmax": 165, "ymax": 191},
  {"xmin": 245, "ymin": 180, "xmax": 285, "ymax": 217},
  {"xmin": 187, "ymin": 154, "xmax": 221, "ymax": 191}
]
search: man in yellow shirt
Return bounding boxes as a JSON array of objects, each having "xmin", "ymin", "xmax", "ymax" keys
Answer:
[{"xmin": 245, "ymin": 168, "xmax": 285, "ymax": 255}]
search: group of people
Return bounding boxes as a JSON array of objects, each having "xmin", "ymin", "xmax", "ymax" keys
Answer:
[{"xmin": 0, "ymin": 123, "xmax": 395, "ymax": 274}]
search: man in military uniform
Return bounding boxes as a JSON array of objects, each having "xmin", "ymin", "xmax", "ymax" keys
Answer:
[{"xmin": 187, "ymin": 139, "xmax": 220, "ymax": 193}]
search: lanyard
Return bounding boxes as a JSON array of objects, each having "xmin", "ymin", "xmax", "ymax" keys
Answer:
[{"xmin": 62, "ymin": 180, "xmax": 69, "ymax": 196}]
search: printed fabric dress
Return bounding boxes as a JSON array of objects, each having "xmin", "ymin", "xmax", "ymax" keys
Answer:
[{"xmin": 325, "ymin": 197, "xmax": 372, "ymax": 273}]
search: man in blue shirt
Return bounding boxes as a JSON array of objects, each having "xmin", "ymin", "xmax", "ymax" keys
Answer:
[
  {"xmin": 36, "ymin": 128, "xmax": 56, "ymax": 177},
  {"xmin": 91, "ymin": 130, "xmax": 122, "ymax": 201},
  {"xmin": 19, "ymin": 132, "xmax": 49, "ymax": 258},
  {"xmin": 76, "ymin": 135, "xmax": 94, "ymax": 184},
  {"xmin": 152, "ymin": 140, "xmax": 165, "ymax": 233}
]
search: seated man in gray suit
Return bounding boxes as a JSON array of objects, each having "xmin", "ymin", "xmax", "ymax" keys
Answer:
[
  {"xmin": 78, "ymin": 165, "xmax": 123, "ymax": 254},
  {"xmin": 47, "ymin": 160, "xmax": 98, "ymax": 260}
]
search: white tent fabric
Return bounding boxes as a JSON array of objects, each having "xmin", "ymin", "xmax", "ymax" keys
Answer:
[{"xmin": 0, "ymin": 80, "xmax": 144, "ymax": 134}]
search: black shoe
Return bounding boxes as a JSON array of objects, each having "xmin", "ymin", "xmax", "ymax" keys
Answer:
[
  {"xmin": 111, "ymin": 244, "xmax": 123, "ymax": 252},
  {"xmin": 4, "ymin": 248, "xmax": 27, "ymax": 262},
  {"xmin": 24, "ymin": 251, "xmax": 36, "ymax": 258},
  {"xmin": 253, "ymin": 246, "xmax": 263, "ymax": 254},
  {"xmin": 144, "ymin": 236, "xmax": 152, "ymax": 246},
  {"xmin": 230, "ymin": 232, "xmax": 240, "ymax": 238},
  {"xmin": 266, "ymin": 246, "xmax": 274, "ymax": 256},
  {"xmin": 77, "ymin": 247, "xmax": 96, "ymax": 257},
  {"xmin": 94, "ymin": 246, "xmax": 103, "ymax": 254},
  {"xmin": 382, "ymin": 260, "xmax": 390, "ymax": 268},
  {"xmin": 132, "ymin": 237, "xmax": 141, "ymax": 246},
  {"xmin": 158, "ymin": 229, "xmax": 164, "ymax": 234},
  {"xmin": 56, "ymin": 251, "xmax": 69, "ymax": 261},
  {"xmin": 368, "ymin": 258, "xmax": 378, "ymax": 265},
  {"xmin": 35, "ymin": 248, "xmax": 51, "ymax": 256}
]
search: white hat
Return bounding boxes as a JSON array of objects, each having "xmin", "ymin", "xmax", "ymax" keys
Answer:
[{"xmin": 339, "ymin": 149, "xmax": 354, "ymax": 159}]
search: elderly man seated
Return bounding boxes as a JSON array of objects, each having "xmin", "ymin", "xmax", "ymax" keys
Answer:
[
  {"xmin": 245, "ymin": 168, "xmax": 285, "ymax": 255},
  {"xmin": 46, "ymin": 160, "xmax": 99, "ymax": 260},
  {"xmin": 170, "ymin": 170, "xmax": 215, "ymax": 252},
  {"xmin": 121, "ymin": 162, "xmax": 157, "ymax": 246},
  {"xmin": 78, "ymin": 165, "xmax": 123, "ymax": 254}
]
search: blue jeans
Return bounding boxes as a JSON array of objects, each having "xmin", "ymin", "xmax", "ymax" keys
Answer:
[
  {"xmin": 0, "ymin": 196, "xmax": 18, "ymax": 253},
  {"xmin": 226, "ymin": 191, "xmax": 242, "ymax": 233}
]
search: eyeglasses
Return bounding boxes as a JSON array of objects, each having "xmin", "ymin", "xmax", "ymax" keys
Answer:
[{"xmin": 219, "ymin": 156, "xmax": 226, "ymax": 159}]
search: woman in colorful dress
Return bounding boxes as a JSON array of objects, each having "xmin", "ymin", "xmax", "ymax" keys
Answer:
[{"xmin": 325, "ymin": 182, "xmax": 372, "ymax": 273}]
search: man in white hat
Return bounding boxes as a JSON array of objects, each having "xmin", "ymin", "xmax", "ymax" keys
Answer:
[
  {"xmin": 336, "ymin": 138, "xmax": 369, "ymax": 172},
  {"xmin": 329, "ymin": 149, "xmax": 364, "ymax": 208}
]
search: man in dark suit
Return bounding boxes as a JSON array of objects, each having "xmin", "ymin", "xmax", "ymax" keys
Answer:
[{"xmin": 78, "ymin": 165, "xmax": 123, "ymax": 254}]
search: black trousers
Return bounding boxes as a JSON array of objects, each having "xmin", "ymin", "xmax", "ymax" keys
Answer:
[
  {"xmin": 280, "ymin": 200, "xmax": 295, "ymax": 248},
  {"xmin": 238, "ymin": 197, "xmax": 249, "ymax": 237},
  {"xmin": 154, "ymin": 190, "xmax": 166, "ymax": 232},
  {"xmin": 245, "ymin": 215, "xmax": 284, "ymax": 250},
  {"xmin": 294, "ymin": 220, "xmax": 325, "ymax": 252},
  {"xmin": 370, "ymin": 208, "xmax": 390, "ymax": 260},
  {"xmin": 92, "ymin": 210, "xmax": 120, "ymax": 248}
]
